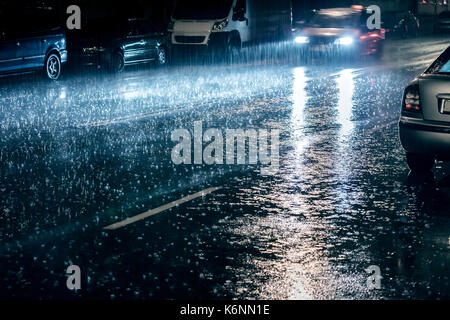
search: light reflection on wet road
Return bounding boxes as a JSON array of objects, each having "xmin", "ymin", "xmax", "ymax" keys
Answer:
[{"xmin": 0, "ymin": 37, "xmax": 449, "ymax": 300}]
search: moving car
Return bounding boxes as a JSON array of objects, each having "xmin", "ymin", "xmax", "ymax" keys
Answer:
[
  {"xmin": 0, "ymin": 7, "xmax": 67, "ymax": 80},
  {"xmin": 293, "ymin": 7, "xmax": 385, "ymax": 58},
  {"xmin": 169, "ymin": 0, "xmax": 292, "ymax": 52},
  {"xmin": 71, "ymin": 18, "xmax": 170, "ymax": 73},
  {"xmin": 399, "ymin": 46, "xmax": 450, "ymax": 172}
]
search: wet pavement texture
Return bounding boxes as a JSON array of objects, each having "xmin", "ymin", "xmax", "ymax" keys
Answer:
[{"xmin": 0, "ymin": 37, "xmax": 449, "ymax": 300}]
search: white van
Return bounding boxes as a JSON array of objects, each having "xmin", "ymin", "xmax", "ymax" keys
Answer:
[{"xmin": 169, "ymin": 0, "xmax": 292, "ymax": 51}]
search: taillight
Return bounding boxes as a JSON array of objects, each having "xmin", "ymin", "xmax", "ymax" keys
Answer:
[
  {"xmin": 402, "ymin": 84, "xmax": 422, "ymax": 116},
  {"xmin": 359, "ymin": 32, "xmax": 380, "ymax": 40}
]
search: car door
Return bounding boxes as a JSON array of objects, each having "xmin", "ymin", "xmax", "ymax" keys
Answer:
[
  {"xmin": 21, "ymin": 10, "xmax": 60, "ymax": 70},
  {"xmin": 122, "ymin": 19, "xmax": 148, "ymax": 64},
  {"xmin": 0, "ymin": 29, "xmax": 21, "ymax": 73},
  {"xmin": 15, "ymin": 10, "xmax": 46, "ymax": 70},
  {"xmin": 0, "ymin": 10, "xmax": 23, "ymax": 73},
  {"xmin": 138, "ymin": 20, "xmax": 158, "ymax": 61},
  {"xmin": 17, "ymin": 31, "xmax": 45, "ymax": 70}
]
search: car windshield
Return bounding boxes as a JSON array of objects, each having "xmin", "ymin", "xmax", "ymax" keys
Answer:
[
  {"xmin": 308, "ymin": 12, "xmax": 358, "ymax": 28},
  {"xmin": 173, "ymin": 0, "xmax": 233, "ymax": 20},
  {"xmin": 426, "ymin": 47, "xmax": 450, "ymax": 74}
]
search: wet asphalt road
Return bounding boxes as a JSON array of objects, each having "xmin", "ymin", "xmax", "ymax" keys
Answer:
[{"xmin": 0, "ymin": 37, "xmax": 449, "ymax": 300}]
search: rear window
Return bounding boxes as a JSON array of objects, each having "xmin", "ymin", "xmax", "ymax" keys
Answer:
[{"xmin": 425, "ymin": 47, "xmax": 450, "ymax": 74}]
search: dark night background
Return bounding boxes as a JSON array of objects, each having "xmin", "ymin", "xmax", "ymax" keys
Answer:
[
  {"xmin": 0, "ymin": 0, "xmax": 423, "ymax": 25},
  {"xmin": 0, "ymin": 0, "xmax": 449, "ymax": 302}
]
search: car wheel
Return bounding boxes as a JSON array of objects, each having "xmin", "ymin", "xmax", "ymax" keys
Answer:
[
  {"xmin": 110, "ymin": 51, "xmax": 125, "ymax": 73},
  {"xmin": 406, "ymin": 153, "xmax": 435, "ymax": 173},
  {"xmin": 45, "ymin": 53, "xmax": 61, "ymax": 80},
  {"xmin": 156, "ymin": 46, "xmax": 168, "ymax": 66}
]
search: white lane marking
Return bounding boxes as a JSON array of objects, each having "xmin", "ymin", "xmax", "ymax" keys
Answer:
[{"xmin": 103, "ymin": 187, "xmax": 221, "ymax": 230}]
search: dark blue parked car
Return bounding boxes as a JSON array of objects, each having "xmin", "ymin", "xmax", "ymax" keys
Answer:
[
  {"xmin": 70, "ymin": 17, "xmax": 170, "ymax": 73},
  {"xmin": 0, "ymin": 7, "xmax": 67, "ymax": 80}
]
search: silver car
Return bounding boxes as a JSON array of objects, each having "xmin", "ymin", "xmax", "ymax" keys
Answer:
[{"xmin": 399, "ymin": 46, "xmax": 450, "ymax": 172}]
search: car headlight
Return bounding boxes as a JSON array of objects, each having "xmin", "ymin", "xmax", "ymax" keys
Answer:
[
  {"xmin": 212, "ymin": 19, "xmax": 229, "ymax": 31},
  {"xmin": 335, "ymin": 37, "xmax": 354, "ymax": 46},
  {"xmin": 294, "ymin": 36, "xmax": 309, "ymax": 44}
]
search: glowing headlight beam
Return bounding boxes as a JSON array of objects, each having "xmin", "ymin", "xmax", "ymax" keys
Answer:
[
  {"xmin": 335, "ymin": 37, "xmax": 354, "ymax": 46},
  {"xmin": 294, "ymin": 36, "xmax": 309, "ymax": 44}
]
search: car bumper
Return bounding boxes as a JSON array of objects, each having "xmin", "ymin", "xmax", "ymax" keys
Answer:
[
  {"xmin": 172, "ymin": 32, "xmax": 230, "ymax": 48},
  {"xmin": 61, "ymin": 50, "xmax": 68, "ymax": 64},
  {"xmin": 399, "ymin": 118, "xmax": 450, "ymax": 159}
]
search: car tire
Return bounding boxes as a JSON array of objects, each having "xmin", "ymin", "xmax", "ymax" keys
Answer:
[
  {"xmin": 44, "ymin": 53, "xmax": 61, "ymax": 80},
  {"xmin": 406, "ymin": 153, "xmax": 435, "ymax": 173},
  {"xmin": 156, "ymin": 46, "xmax": 168, "ymax": 66},
  {"xmin": 110, "ymin": 51, "xmax": 125, "ymax": 73}
]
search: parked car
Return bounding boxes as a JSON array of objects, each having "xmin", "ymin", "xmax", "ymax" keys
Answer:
[
  {"xmin": 399, "ymin": 46, "xmax": 450, "ymax": 172},
  {"xmin": 0, "ymin": 8, "xmax": 67, "ymax": 80},
  {"xmin": 292, "ymin": 7, "xmax": 385, "ymax": 58},
  {"xmin": 436, "ymin": 11, "xmax": 450, "ymax": 33},
  {"xmin": 71, "ymin": 18, "xmax": 170, "ymax": 73}
]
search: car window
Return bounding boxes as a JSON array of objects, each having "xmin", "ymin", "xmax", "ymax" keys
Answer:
[
  {"xmin": 440, "ymin": 61, "xmax": 450, "ymax": 73},
  {"xmin": 0, "ymin": 8, "xmax": 60, "ymax": 38},
  {"xmin": 138, "ymin": 20, "xmax": 154, "ymax": 35},
  {"xmin": 426, "ymin": 47, "xmax": 450, "ymax": 74},
  {"xmin": 126, "ymin": 20, "xmax": 141, "ymax": 36}
]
